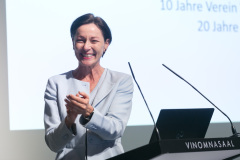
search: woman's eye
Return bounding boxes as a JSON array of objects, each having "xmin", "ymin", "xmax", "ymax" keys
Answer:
[
  {"xmin": 92, "ymin": 40, "xmax": 98, "ymax": 43},
  {"xmin": 76, "ymin": 39, "xmax": 84, "ymax": 42}
]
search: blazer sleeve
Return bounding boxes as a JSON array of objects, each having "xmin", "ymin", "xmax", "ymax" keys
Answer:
[
  {"xmin": 44, "ymin": 78, "xmax": 75, "ymax": 152},
  {"xmin": 81, "ymin": 74, "xmax": 134, "ymax": 140}
]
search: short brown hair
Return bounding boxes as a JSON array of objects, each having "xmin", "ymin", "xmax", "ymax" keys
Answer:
[{"xmin": 70, "ymin": 13, "xmax": 112, "ymax": 44}]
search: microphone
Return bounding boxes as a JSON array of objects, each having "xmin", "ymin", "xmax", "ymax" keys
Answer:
[
  {"xmin": 128, "ymin": 62, "xmax": 161, "ymax": 142},
  {"xmin": 162, "ymin": 64, "xmax": 240, "ymax": 137}
]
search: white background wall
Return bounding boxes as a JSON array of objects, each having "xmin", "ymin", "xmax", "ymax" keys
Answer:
[{"xmin": 1, "ymin": 0, "xmax": 240, "ymax": 159}]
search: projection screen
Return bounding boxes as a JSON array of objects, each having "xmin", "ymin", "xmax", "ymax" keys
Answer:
[{"xmin": 6, "ymin": 0, "xmax": 240, "ymax": 130}]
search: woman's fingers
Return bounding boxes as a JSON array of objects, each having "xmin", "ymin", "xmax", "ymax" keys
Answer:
[
  {"xmin": 64, "ymin": 92, "xmax": 91, "ymax": 116},
  {"xmin": 67, "ymin": 93, "xmax": 88, "ymax": 106},
  {"xmin": 78, "ymin": 91, "xmax": 89, "ymax": 99}
]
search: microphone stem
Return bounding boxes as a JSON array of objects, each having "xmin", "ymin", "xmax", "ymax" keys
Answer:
[
  {"xmin": 162, "ymin": 64, "xmax": 238, "ymax": 136},
  {"xmin": 128, "ymin": 62, "xmax": 161, "ymax": 142}
]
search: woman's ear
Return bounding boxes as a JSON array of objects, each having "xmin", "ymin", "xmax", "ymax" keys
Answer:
[
  {"xmin": 102, "ymin": 39, "xmax": 110, "ymax": 57},
  {"xmin": 104, "ymin": 39, "xmax": 110, "ymax": 50}
]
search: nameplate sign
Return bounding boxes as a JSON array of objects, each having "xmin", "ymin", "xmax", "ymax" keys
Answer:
[{"xmin": 160, "ymin": 137, "xmax": 240, "ymax": 153}]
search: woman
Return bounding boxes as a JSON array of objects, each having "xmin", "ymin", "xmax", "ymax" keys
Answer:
[{"xmin": 44, "ymin": 13, "xmax": 134, "ymax": 160}]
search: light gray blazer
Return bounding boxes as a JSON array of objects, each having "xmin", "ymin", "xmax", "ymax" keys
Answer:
[{"xmin": 44, "ymin": 68, "xmax": 133, "ymax": 160}]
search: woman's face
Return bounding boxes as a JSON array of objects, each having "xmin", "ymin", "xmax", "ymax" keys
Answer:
[{"xmin": 72, "ymin": 23, "xmax": 109, "ymax": 68}]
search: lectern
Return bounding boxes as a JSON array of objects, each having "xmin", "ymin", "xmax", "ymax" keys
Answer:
[{"xmin": 108, "ymin": 137, "xmax": 240, "ymax": 160}]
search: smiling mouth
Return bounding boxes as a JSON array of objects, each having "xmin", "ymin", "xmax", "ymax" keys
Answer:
[{"xmin": 81, "ymin": 53, "xmax": 94, "ymax": 58}]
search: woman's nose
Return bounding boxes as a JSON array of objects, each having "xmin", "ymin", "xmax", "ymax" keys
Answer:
[{"xmin": 83, "ymin": 40, "xmax": 91, "ymax": 51}]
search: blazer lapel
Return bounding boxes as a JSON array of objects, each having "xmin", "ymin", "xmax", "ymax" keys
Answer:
[{"xmin": 92, "ymin": 75, "xmax": 115, "ymax": 108}]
